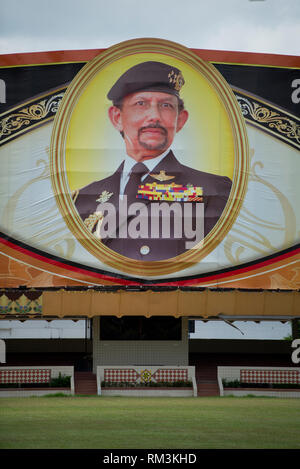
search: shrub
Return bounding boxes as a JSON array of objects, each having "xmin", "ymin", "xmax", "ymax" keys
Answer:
[
  {"xmin": 101, "ymin": 380, "xmax": 193, "ymax": 388},
  {"xmin": 50, "ymin": 373, "xmax": 71, "ymax": 388},
  {"xmin": 222, "ymin": 379, "xmax": 300, "ymax": 389}
]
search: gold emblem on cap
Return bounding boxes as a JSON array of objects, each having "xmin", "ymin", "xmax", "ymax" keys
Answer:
[
  {"xmin": 168, "ymin": 70, "xmax": 184, "ymax": 91},
  {"xmin": 150, "ymin": 170, "xmax": 175, "ymax": 182}
]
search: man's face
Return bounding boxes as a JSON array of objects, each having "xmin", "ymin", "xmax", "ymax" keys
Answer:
[{"xmin": 108, "ymin": 91, "xmax": 188, "ymax": 161}]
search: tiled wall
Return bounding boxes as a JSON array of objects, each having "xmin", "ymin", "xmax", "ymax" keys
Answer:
[{"xmin": 92, "ymin": 317, "xmax": 189, "ymax": 371}]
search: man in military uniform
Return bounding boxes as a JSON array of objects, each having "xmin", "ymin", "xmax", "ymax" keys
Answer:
[{"xmin": 73, "ymin": 61, "xmax": 232, "ymax": 261}]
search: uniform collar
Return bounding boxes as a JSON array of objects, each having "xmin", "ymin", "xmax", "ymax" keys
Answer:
[
  {"xmin": 120, "ymin": 148, "xmax": 172, "ymax": 195},
  {"xmin": 123, "ymin": 147, "xmax": 172, "ymax": 175}
]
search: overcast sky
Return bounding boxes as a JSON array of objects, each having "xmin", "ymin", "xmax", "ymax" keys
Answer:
[{"xmin": 1, "ymin": 0, "xmax": 299, "ymax": 56}]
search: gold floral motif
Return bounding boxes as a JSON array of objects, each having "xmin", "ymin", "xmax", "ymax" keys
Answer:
[
  {"xmin": 0, "ymin": 294, "xmax": 42, "ymax": 317},
  {"xmin": 96, "ymin": 190, "xmax": 113, "ymax": 203},
  {"xmin": 140, "ymin": 369, "xmax": 152, "ymax": 383},
  {"xmin": 0, "ymin": 157, "xmax": 76, "ymax": 260},
  {"xmin": 236, "ymin": 95, "xmax": 300, "ymax": 147},
  {"xmin": 0, "ymin": 93, "xmax": 64, "ymax": 142},
  {"xmin": 224, "ymin": 148, "xmax": 297, "ymax": 265}
]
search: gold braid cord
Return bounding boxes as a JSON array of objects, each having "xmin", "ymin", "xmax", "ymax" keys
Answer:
[{"xmin": 83, "ymin": 211, "xmax": 103, "ymax": 239}]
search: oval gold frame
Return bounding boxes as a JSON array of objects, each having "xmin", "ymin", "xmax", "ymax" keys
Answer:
[{"xmin": 50, "ymin": 38, "xmax": 249, "ymax": 277}]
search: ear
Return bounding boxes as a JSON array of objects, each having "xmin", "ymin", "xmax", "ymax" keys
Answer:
[
  {"xmin": 176, "ymin": 109, "xmax": 189, "ymax": 133},
  {"xmin": 108, "ymin": 106, "xmax": 123, "ymax": 132}
]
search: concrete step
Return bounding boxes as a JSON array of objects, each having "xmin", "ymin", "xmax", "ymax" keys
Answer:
[
  {"xmin": 197, "ymin": 379, "xmax": 220, "ymax": 397},
  {"xmin": 74, "ymin": 372, "xmax": 97, "ymax": 395}
]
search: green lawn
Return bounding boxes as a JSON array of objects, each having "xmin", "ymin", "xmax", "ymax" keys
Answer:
[{"xmin": 0, "ymin": 396, "xmax": 299, "ymax": 449}]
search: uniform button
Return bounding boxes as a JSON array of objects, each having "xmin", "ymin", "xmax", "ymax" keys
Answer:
[{"xmin": 140, "ymin": 245, "xmax": 150, "ymax": 255}]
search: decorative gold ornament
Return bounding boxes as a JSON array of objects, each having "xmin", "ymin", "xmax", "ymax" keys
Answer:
[
  {"xmin": 175, "ymin": 71, "xmax": 185, "ymax": 91},
  {"xmin": 0, "ymin": 92, "xmax": 64, "ymax": 144},
  {"xmin": 96, "ymin": 190, "xmax": 113, "ymax": 203},
  {"xmin": 149, "ymin": 170, "xmax": 175, "ymax": 182},
  {"xmin": 140, "ymin": 369, "xmax": 152, "ymax": 383},
  {"xmin": 168, "ymin": 70, "xmax": 185, "ymax": 91},
  {"xmin": 236, "ymin": 94, "xmax": 300, "ymax": 148}
]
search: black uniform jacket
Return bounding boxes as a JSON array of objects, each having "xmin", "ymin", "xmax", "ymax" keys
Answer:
[{"xmin": 73, "ymin": 151, "xmax": 232, "ymax": 261}]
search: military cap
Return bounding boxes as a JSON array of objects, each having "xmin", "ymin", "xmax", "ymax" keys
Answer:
[{"xmin": 107, "ymin": 61, "xmax": 185, "ymax": 104}]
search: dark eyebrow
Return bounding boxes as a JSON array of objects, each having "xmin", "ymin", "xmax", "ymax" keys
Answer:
[
  {"xmin": 158, "ymin": 98, "xmax": 175, "ymax": 103},
  {"xmin": 130, "ymin": 95, "xmax": 149, "ymax": 101},
  {"xmin": 115, "ymin": 96, "xmax": 185, "ymax": 111},
  {"xmin": 130, "ymin": 94, "xmax": 175, "ymax": 102}
]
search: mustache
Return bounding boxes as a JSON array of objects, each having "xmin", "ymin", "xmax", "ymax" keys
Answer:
[{"xmin": 138, "ymin": 123, "xmax": 168, "ymax": 136}]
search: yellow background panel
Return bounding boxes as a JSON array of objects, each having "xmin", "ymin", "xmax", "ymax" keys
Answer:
[{"xmin": 65, "ymin": 52, "xmax": 235, "ymax": 191}]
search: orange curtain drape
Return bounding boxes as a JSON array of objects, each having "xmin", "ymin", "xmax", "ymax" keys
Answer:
[{"xmin": 41, "ymin": 289, "xmax": 300, "ymax": 319}]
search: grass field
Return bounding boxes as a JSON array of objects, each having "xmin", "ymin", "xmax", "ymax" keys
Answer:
[{"xmin": 0, "ymin": 396, "xmax": 300, "ymax": 449}]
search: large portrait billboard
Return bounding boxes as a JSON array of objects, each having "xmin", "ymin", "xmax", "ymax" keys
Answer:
[
  {"xmin": 0, "ymin": 39, "xmax": 299, "ymax": 288},
  {"xmin": 51, "ymin": 39, "xmax": 248, "ymax": 276}
]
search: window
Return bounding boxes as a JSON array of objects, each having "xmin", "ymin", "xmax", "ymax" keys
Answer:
[{"xmin": 100, "ymin": 316, "xmax": 181, "ymax": 340}]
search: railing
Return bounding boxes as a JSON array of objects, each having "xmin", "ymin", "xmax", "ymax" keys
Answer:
[
  {"xmin": 0, "ymin": 368, "xmax": 51, "ymax": 384},
  {"xmin": 0, "ymin": 366, "xmax": 75, "ymax": 394},
  {"xmin": 97, "ymin": 365, "xmax": 197, "ymax": 396},
  {"xmin": 240, "ymin": 369, "xmax": 300, "ymax": 384},
  {"xmin": 217, "ymin": 366, "xmax": 300, "ymax": 397}
]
